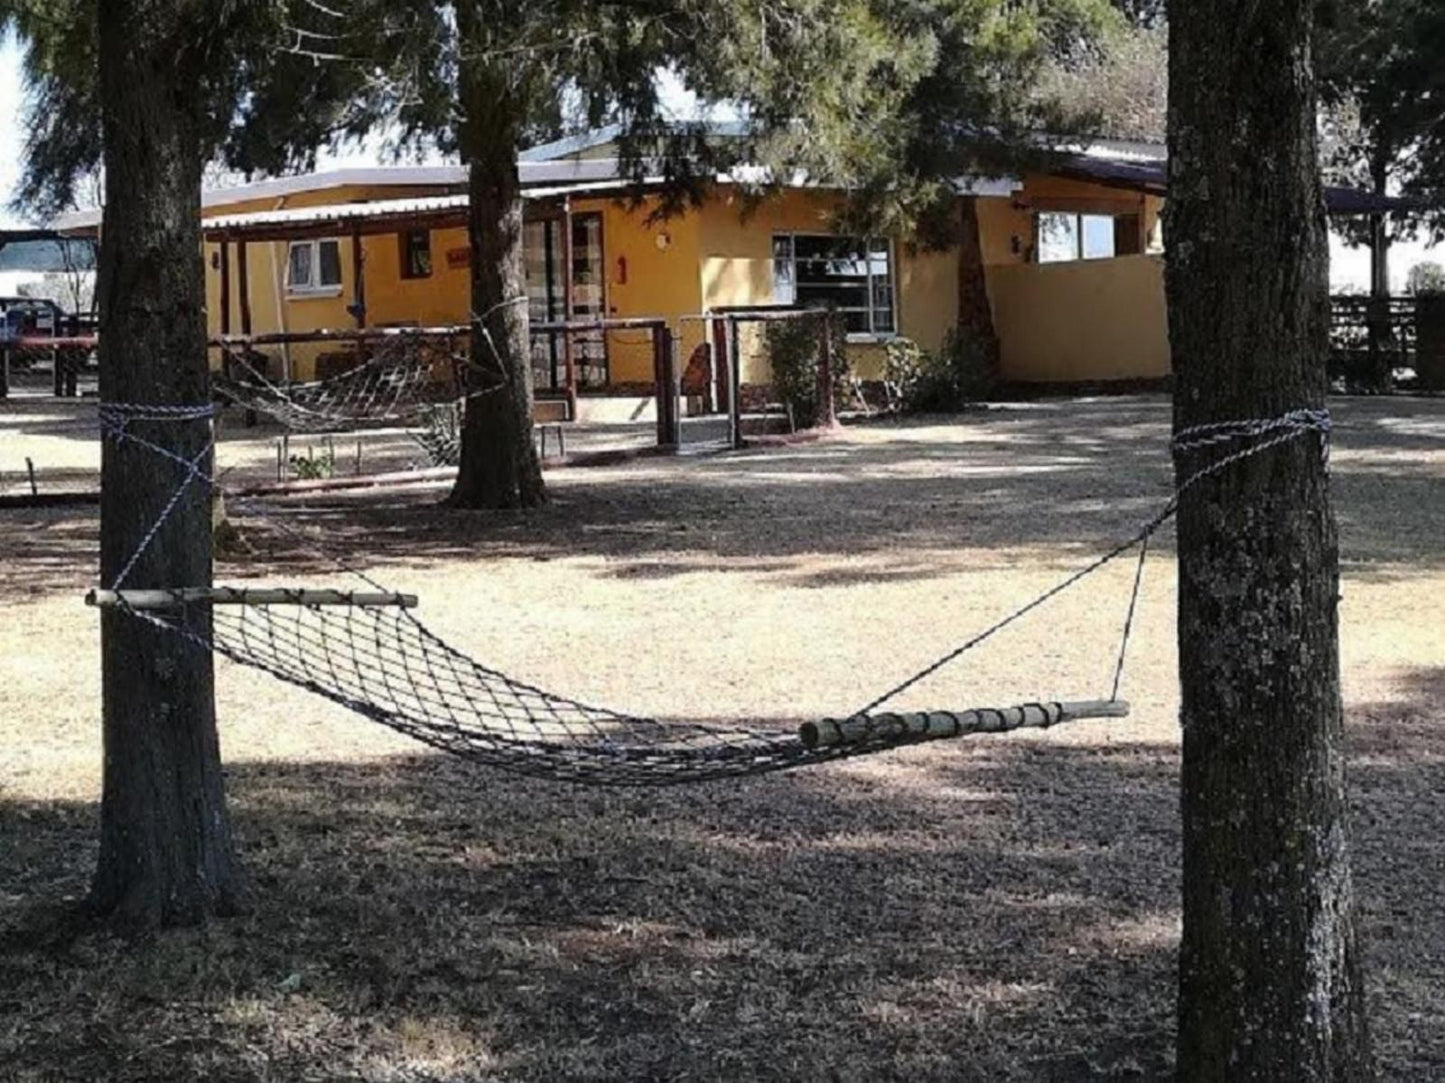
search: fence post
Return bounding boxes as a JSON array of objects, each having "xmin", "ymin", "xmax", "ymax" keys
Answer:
[
  {"xmin": 728, "ymin": 316, "xmax": 744, "ymax": 450},
  {"xmin": 653, "ymin": 323, "xmax": 679, "ymax": 449},
  {"xmin": 816, "ymin": 311, "xmax": 838, "ymax": 429},
  {"xmin": 711, "ymin": 317, "xmax": 731, "ymax": 418}
]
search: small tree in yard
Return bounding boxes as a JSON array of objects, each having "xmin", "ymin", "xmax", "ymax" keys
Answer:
[
  {"xmin": 820, "ymin": 0, "xmax": 1118, "ymax": 387},
  {"xmin": 1168, "ymin": 0, "xmax": 1373, "ymax": 1077}
]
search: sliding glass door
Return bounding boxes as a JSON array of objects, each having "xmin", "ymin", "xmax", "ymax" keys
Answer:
[{"xmin": 524, "ymin": 213, "xmax": 608, "ymax": 390}]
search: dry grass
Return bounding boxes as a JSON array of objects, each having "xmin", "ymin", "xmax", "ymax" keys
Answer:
[{"xmin": 1, "ymin": 395, "xmax": 1442, "ymax": 1081}]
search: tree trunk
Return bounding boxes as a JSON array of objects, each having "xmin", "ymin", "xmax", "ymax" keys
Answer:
[
  {"xmin": 446, "ymin": 48, "xmax": 546, "ymax": 510},
  {"xmin": 956, "ymin": 196, "xmax": 1001, "ymax": 390},
  {"xmin": 89, "ymin": 0, "xmax": 246, "ymax": 927},
  {"xmin": 1167, "ymin": 3, "xmax": 1373, "ymax": 1079},
  {"xmin": 1368, "ymin": 146, "xmax": 1390, "ymax": 300},
  {"xmin": 1365, "ymin": 145, "xmax": 1392, "ymax": 391}
]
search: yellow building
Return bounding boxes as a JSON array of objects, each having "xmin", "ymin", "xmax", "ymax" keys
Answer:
[{"xmin": 50, "ymin": 130, "xmax": 1399, "ymax": 408}]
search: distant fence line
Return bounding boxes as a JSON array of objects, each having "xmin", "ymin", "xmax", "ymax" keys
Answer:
[{"xmin": 1329, "ymin": 294, "xmax": 1445, "ymax": 392}]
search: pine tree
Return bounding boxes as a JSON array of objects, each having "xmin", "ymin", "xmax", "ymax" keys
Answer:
[
  {"xmin": 239, "ymin": 0, "xmax": 1118, "ymax": 505},
  {"xmin": 1318, "ymin": 0, "xmax": 1445, "ymax": 295},
  {"xmin": 2, "ymin": 0, "xmax": 389, "ymax": 927}
]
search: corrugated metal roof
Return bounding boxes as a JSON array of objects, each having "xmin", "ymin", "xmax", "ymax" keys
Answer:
[
  {"xmin": 204, "ymin": 194, "xmax": 469, "ymax": 232},
  {"xmin": 198, "ymin": 180, "xmax": 652, "ymax": 237}
]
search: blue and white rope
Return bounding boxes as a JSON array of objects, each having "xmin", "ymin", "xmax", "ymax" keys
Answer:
[{"xmin": 99, "ymin": 403, "xmax": 218, "ymax": 590}]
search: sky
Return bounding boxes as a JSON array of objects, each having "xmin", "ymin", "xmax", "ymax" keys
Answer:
[{"xmin": 0, "ymin": 33, "xmax": 1436, "ymax": 293}]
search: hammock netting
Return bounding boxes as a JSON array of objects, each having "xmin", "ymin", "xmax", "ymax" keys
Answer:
[
  {"xmin": 410, "ymin": 401, "xmax": 464, "ymax": 467},
  {"xmin": 119, "ymin": 596, "xmax": 1088, "ymax": 785},
  {"xmin": 213, "ymin": 333, "xmax": 468, "ymax": 432}
]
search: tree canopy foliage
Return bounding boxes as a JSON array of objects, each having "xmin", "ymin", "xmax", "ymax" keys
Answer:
[
  {"xmin": 1036, "ymin": 20, "xmax": 1166, "ymax": 144},
  {"xmin": 6, "ymin": 0, "xmax": 1128, "ymax": 235},
  {"xmin": 1318, "ymin": 0, "xmax": 1445, "ymax": 238}
]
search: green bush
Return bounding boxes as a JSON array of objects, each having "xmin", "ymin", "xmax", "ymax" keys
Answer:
[
  {"xmin": 763, "ymin": 313, "xmax": 850, "ymax": 429},
  {"xmin": 289, "ymin": 445, "xmax": 336, "ymax": 480},
  {"xmin": 884, "ymin": 330, "xmax": 997, "ymax": 414}
]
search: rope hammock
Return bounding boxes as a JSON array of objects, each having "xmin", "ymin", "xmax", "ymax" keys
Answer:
[
  {"xmin": 88, "ymin": 400, "xmax": 1333, "ymax": 787},
  {"xmin": 410, "ymin": 401, "xmax": 464, "ymax": 468},
  {"xmin": 212, "ymin": 329, "xmax": 471, "ymax": 432},
  {"xmin": 87, "ymin": 586, "xmax": 1128, "ymax": 785}
]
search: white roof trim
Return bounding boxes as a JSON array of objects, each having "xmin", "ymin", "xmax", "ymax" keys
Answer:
[
  {"xmin": 201, "ymin": 182, "xmax": 664, "ymax": 233},
  {"xmin": 205, "ymin": 194, "xmax": 470, "ymax": 232}
]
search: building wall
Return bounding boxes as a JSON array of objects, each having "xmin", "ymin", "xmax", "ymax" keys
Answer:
[
  {"xmin": 698, "ymin": 187, "xmax": 959, "ymax": 384},
  {"xmin": 205, "ymin": 171, "xmax": 1172, "ymax": 389},
  {"xmin": 204, "ymin": 183, "xmax": 464, "ymax": 381},
  {"xmin": 576, "ymin": 195, "xmax": 705, "ymax": 387},
  {"xmin": 976, "ymin": 175, "xmax": 1170, "ymax": 383},
  {"xmin": 986, "ymin": 254, "xmax": 1170, "ymax": 382}
]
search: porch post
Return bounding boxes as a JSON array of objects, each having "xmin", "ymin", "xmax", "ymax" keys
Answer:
[
  {"xmin": 351, "ymin": 225, "xmax": 366, "ymax": 329},
  {"xmin": 236, "ymin": 241, "xmax": 253, "ymax": 336},
  {"xmin": 652, "ymin": 322, "xmax": 679, "ymax": 449},
  {"xmin": 561, "ymin": 198, "xmax": 578, "ymax": 418},
  {"xmin": 218, "ymin": 238, "xmax": 231, "ymax": 337}
]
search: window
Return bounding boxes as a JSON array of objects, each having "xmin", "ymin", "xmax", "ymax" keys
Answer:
[
  {"xmin": 399, "ymin": 230, "xmax": 432, "ymax": 279},
  {"xmin": 286, "ymin": 239, "xmax": 342, "ymax": 293},
  {"xmin": 1036, "ymin": 212, "xmax": 1143, "ymax": 263},
  {"xmin": 772, "ymin": 234, "xmax": 895, "ymax": 336}
]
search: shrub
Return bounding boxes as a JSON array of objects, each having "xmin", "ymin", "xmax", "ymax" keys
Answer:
[
  {"xmin": 289, "ymin": 445, "xmax": 336, "ymax": 480},
  {"xmin": 763, "ymin": 313, "xmax": 850, "ymax": 429},
  {"xmin": 885, "ymin": 330, "xmax": 997, "ymax": 414}
]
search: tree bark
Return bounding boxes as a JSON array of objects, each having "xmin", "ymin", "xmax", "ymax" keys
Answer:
[
  {"xmin": 956, "ymin": 196, "xmax": 1001, "ymax": 389},
  {"xmin": 446, "ymin": 45, "xmax": 546, "ymax": 510},
  {"xmin": 89, "ymin": 0, "xmax": 246, "ymax": 927},
  {"xmin": 1167, "ymin": 2, "xmax": 1373, "ymax": 1078}
]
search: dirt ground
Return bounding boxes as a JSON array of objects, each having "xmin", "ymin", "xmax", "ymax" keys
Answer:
[{"xmin": 1, "ymin": 395, "xmax": 1441, "ymax": 1081}]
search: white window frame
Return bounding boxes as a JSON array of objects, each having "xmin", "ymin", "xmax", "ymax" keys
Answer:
[
  {"xmin": 286, "ymin": 238, "xmax": 344, "ymax": 296},
  {"xmin": 1036, "ymin": 212, "xmax": 1118, "ymax": 264},
  {"xmin": 772, "ymin": 232, "xmax": 897, "ymax": 341}
]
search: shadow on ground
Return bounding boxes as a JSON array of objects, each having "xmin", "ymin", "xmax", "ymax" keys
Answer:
[{"xmin": 2, "ymin": 670, "xmax": 1442, "ymax": 1080}]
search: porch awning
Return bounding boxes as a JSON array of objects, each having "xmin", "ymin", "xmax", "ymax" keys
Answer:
[
  {"xmin": 198, "ymin": 179, "xmax": 655, "ymax": 243},
  {"xmin": 0, "ymin": 231, "xmax": 97, "ymax": 272},
  {"xmin": 1050, "ymin": 153, "xmax": 1430, "ymax": 217}
]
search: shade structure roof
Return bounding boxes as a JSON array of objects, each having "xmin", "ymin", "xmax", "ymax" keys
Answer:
[{"xmin": 1050, "ymin": 152, "xmax": 1430, "ymax": 216}]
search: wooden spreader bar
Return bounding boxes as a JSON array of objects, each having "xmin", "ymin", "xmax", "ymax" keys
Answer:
[
  {"xmin": 799, "ymin": 699, "xmax": 1129, "ymax": 750},
  {"xmin": 86, "ymin": 587, "xmax": 419, "ymax": 610}
]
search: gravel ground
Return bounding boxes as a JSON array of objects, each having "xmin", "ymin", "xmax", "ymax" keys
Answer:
[
  {"xmin": 0, "ymin": 395, "xmax": 1441, "ymax": 1081},
  {"xmin": 0, "ymin": 394, "xmax": 682, "ymax": 496}
]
